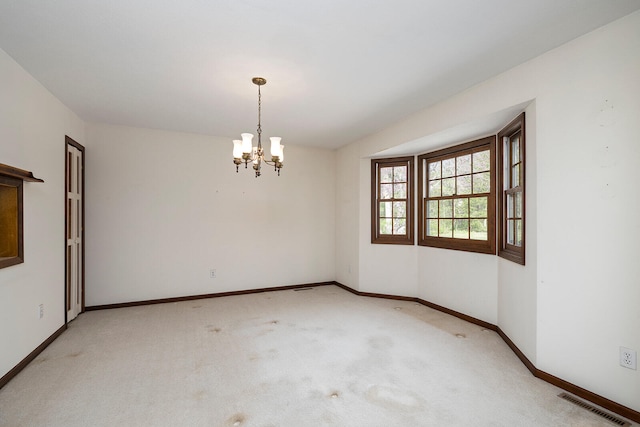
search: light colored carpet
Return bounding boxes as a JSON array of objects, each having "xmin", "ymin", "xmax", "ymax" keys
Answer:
[{"xmin": 0, "ymin": 285, "xmax": 629, "ymax": 426}]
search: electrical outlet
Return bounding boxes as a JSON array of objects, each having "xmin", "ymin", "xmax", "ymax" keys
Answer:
[
  {"xmin": 620, "ymin": 347, "xmax": 637, "ymax": 370},
  {"xmin": 38, "ymin": 304, "xmax": 44, "ymax": 319},
  {"xmin": 209, "ymin": 269, "xmax": 216, "ymax": 279}
]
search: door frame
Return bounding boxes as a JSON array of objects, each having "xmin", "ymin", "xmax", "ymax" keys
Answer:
[{"xmin": 65, "ymin": 135, "xmax": 85, "ymax": 324}]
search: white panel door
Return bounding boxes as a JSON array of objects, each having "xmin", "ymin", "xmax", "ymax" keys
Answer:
[{"xmin": 66, "ymin": 142, "xmax": 83, "ymax": 321}]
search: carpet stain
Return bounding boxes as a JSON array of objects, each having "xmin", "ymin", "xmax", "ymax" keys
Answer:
[
  {"xmin": 66, "ymin": 351, "xmax": 83, "ymax": 358},
  {"xmin": 366, "ymin": 384, "xmax": 424, "ymax": 411},
  {"xmin": 207, "ymin": 326, "xmax": 222, "ymax": 333},
  {"xmin": 192, "ymin": 389, "xmax": 207, "ymax": 400},
  {"xmin": 394, "ymin": 304, "xmax": 480, "ymax": 337},
  {"xmin": 191, "ymin": 305, "xmax": 202, "ymax": 309},
  {"xmin": 267, "ymin": 320, "xmax": 279, "ymax": 325},
  {"xmin": 368, "ymin": 336, "xmax": 393, "ymax": 350},
  {"xmin": 227, "ymin": 413, "xmax": 246, "ymax": 426}
]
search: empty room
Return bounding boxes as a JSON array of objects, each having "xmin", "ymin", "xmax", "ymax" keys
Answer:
[{"xmin": 0, "ymin": 1, "xmax": 638, "ymax": 426}]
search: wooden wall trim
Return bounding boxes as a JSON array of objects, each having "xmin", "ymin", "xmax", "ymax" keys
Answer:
[
  {"xmin": 332, "ymin": 281, "xmax": 640, "ymax": 424},
  {"xmin": 496, "ymin": 327, "xmax": 537, "ymax": 374},
  {"xmin": 331, "ymin": 281, "xmax": 496, "ymax": 331},
  {"xmin": 0, "ymin": 324, "xmax": 66, "ymax": 390},
  {"xmin": 85, "ymin": 282, "xmax": 335, "ymax": 311}
]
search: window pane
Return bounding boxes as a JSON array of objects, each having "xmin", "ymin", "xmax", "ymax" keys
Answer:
[
  {"xmin": 439, "ymin": 219, "xmax": 453, "ymax": 237},
  {"xmin": 453, "ymin": 198, "xmax": 468, "ymax": 218},
  {"xmin": 470, "ymin": 219, "xmax": 488, "ymax": 240},
  {"xmin": 512, "ymin": 164, "xmax": 520, "ymax": 187},
  {"xmin": 442, "ymin": 177, "xmax": 455, "ymax": 196},
  {"xmin": 473, "ymin": 150, "xmax": 490, "ymax": 172},
  {"xmin": 512, "ymin": 136, "xmax": 520, "ymax": 165},
  {"xmin": 429, "ymin": 180, "xmax": 441, "ymax": 197},
  {"xmin": 457, "ymin": 175, "xmax": 471, "ymax": 195},
  {"xmin": 456, "ymin": 154, "xmax": 471, "ymax": 175},
  {"xmin": 428, "ymin": 161, "xmax": 441, "ymax": 180},
  {"xmin": 469, "ymin": 197, "xmax": 487, "ymax": 218},
  {"xmin": 454, "ymin": 219, "xmax": 469, "ymax": 239},
  {"xmin": 439, "ymin": 199, "xmax": 453, "ymax": 218},
  {"xmin": 515, "ymin": 219, "xmax": 522, "ymax": 246},
  {"xmin": 393, "ymin": 201, "xmax": 406, "ymax": 218},
  {"xmin": 394, "ymin": 183, "xmax": 407, "ymax": 199},
  {"xmin": 380, "ymin": 183, "xmax": 393, "ymax": 199},
  {"xmin": 442, "ymin": 158, "xmax": 455, "ymax": 178},
  {"xmin": 380, "ymin": 201, "xmax": 392, "ymax": 218},
  {"xmin": 427, "ymin": 219, "xmax": 438, "ymax": 237},
  {"xmin": 506, "ymin": 219, "xmax": 514, "ymax": 245},
  {"xmin": 515, "ymin": 192, "xmax": 522, "ymax": 218},
  {"xmin": 380, "ymin": 219, "xmax": 393, "ymax": 235},
  {"xmin": 427, "ymin": 200, "xmax": 438, "ymax": 218},
  {"xmin": 394, "ymin": 166, "xmax": 407, "ymax": 182},
  {"xmin": 380, "ymin": 167, "xmax": 393, "ymax": 183},
  {"xmin": 473, "ymin": 172, "xmax": 490, "ymax": 194},
  {"xmin": 393, "ymin": 219, "xmax": 407, "ymax": 235},
  {"xmin": 506, "ymin": 193, "xmax": 514, "ymax": 217}
]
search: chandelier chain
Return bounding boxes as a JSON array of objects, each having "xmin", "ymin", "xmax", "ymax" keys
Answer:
[{"xmin": 257, "ymin": 84, "xmax": 262, "ymax": 141}]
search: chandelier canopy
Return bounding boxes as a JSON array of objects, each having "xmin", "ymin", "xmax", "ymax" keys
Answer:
[{"xmin": 232, "ymin": 77, "xmax": 284, "ymax": 177}]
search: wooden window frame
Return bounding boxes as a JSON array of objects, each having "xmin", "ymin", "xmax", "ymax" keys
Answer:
[
  {"xmin": 371, "ymin": 156, "xmax": 415, "ymax": 245},
  {"xmin": 417, "ymin": 136, "xmax": 496, "ymax": 254},
  {"xmin": 498, "ymin": 113, "xmax": 525, "ymax": 264}
]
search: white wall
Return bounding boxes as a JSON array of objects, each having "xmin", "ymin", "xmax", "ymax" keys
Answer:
[
  {"xmin": 334, "ymin": 142, "xmax": 360, "ymax": 289},
  {"xmin": 84, "ymin": 123, "xmax": 335, "ymax": 305},
  {"xmin": 336, "ymin": 10, "xmax": 640, "ymax": 411},
  {"xmin": 498, "ymin": 102, "xmax": 538, "ymax": 364},
  {"xmin": 0, "ymin": 48, "xmax": 85, "ymax": 379},
  {"xmin": 533, "ymin": 14, "xmax": 640, "ymax": 404}
]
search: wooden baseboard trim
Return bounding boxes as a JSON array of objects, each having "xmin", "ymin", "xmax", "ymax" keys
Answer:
[
  {"xmin": 416, "ymin": 297, "xmax": 497, "ymax": 332},
  {"xmin": 496, "ymin": 327, "xmax": 537, "ymax": 374},
  {"xmin": 332, "ymin": 281, "xmax": 639, "ymax": 423},
  {"xmin": 331, "ymin": 281, "xmax": 496, "ymax": 332},
  {"xmin": 85, "ymin": 281, "xmax": 335, "ymax": 311},
  {"xmin": 0, "ymin": 324, "xmax": 67, "ymax": 390},
  {"xmin": 536, "ymin": 369, "xmax": 638, "ymax": 423}
]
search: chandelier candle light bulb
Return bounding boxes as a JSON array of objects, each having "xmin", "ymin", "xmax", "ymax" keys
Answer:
[
  {"xmin": 232, "ymin": 140, "xmax": 243, "ymax": 158},
  {"xmin": 270, "ymin": 137, "xmax": 282, "ymax": 159},
  {"xmin": 240, "ymin": 133, "xmax": 253, "ymax": 155},
  {"xmin": 232, "ymin": 77, "xmax": 284, "ymax": 177}
]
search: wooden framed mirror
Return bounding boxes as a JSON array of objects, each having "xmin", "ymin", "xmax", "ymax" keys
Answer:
[
  {"xmin": 0, "ymin": 163, "xmax": 43, "ymax": 269},
  {"xmin": 0, "ymin": 174, "xmax": 23, "ymax": 268}
]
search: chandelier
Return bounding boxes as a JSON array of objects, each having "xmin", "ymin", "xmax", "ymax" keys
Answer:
[{"xmin": 232, "ymin": 77, "xmax": 284, "ymax": 177}]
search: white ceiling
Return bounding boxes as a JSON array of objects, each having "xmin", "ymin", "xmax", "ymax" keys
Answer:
[{"xmin": 1, "ymin": 1, "xmax": 639, "ymax": 150}]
